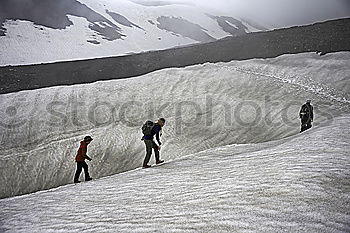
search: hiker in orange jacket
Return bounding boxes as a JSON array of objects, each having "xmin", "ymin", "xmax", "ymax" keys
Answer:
[{"xmin": 74, "ymin": 136, "xmax": 93, "ymax": 183}]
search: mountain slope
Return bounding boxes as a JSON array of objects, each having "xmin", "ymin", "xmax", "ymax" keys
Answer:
[
  {"xmin": 0, "ymin": 115, "xmax": 349, "ymax": 232},
  {"xmin": 0, "ymin": 0, "xmax": 266, "ymax": 66}
]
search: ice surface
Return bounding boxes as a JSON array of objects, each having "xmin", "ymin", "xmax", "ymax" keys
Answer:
[
  {"xmin": 0, "ymin": 115, "xmax": 349, "ymax": 232},
  {"xmin": 0, "ymin": 52, "xmax": 349, "ymax": 199}
]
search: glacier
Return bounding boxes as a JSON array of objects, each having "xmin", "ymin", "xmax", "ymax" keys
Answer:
[
  {"xmin": 0, "ymin": 51, "xmax": 349, "ymax": 231},
  {"xmin": 0, "ymin": 108, "xmax": 349, "ymax": 232},
  {"xmin": 0, "ymin": 51, "xmax": 349, "ymax": 198}
]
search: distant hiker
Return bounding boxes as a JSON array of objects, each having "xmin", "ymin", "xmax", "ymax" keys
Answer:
[
  {"xmin": 299, "ymin": 100, "xmax": 314, "ymax": 133},
  {"xmin": 141, "ymin": 118, "xmax": 166, "ymax": 168},
  {"xmin": 74, "ymin": 136, "xmax": 93, "ymax": 183}
]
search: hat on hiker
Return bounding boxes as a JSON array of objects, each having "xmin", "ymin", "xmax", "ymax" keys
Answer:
[{"xmin": 84, "ymin": 136, "xmax": 93, "ymax": 141}]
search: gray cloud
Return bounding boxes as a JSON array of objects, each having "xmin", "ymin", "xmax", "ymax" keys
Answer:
[{"xmin": 149, "ymin": 0, "xmax": 350, "ymax": 27}]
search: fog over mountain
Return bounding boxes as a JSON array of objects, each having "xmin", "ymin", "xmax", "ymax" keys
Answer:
[{"xmin": 166, "ymin": 0, "xmax": 350, "ymax": 27}]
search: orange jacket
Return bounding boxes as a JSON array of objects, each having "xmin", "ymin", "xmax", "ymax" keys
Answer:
[{"xmin": 75, "ymin": 141, "xmax": 91, "ymax": 162}]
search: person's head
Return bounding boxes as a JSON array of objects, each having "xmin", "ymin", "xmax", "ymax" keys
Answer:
[
  {"xmin": 84, "ymin": 136, "xmax": 93, "ymax": 144},
  {"xmin": 158, "ymin": 118, "xmax": 166, "ymax": 127},
  {"xmin": 306, "ymin": 99, "xmax": 311, "ymax": 104}
]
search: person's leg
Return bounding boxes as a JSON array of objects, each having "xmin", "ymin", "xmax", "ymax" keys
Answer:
[
  {"xmin": 300, "ymin": 122, "xmax": 305, "ymax": 132},
  {"xmin": 74, "ymin": 162, "xmax": 83, "ymax": 182},
  {"xmin": 143, "ymin": 140, "xmax": 153, "ymax": 167},
  {"xmin": 152, "ymin": 141, "xmax": 160, "ymax": 162},
  {"xmin": 309, "ymin": 122, "xmax": 313, "ymax": 129},
  {"xmin": 300, "ymin": 117, "xmax": 307, "ymax": 132},
  {"xmin": 82, "ymin": 161, "xmax": 91, "ymax": 180},
  {"xmin": 306, "ymin": 117, "xmax": 312, "ymax": 130}
]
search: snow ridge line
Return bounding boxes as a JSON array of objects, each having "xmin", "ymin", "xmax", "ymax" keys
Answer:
[{"xmin": 234, "ymin": 67, "xmax": 350, "ymax": 105}]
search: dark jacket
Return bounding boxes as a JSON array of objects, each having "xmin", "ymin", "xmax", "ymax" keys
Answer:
[
  {"xmin": 299, "ymin": 103, "xmax": 314, "ymax": 120},
  {"xmin": 143, "ymin": 123, "xmax": 162, "ymax": 145},
  {"xmin": 75, "ymin": 141, "xmax": 92, "ymax": 162}
]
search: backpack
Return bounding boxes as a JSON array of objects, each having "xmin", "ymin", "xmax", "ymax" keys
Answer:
[
  {"xmin": 301, "ymin": 104, "xmax": 312, "ymax": 115},
  {"xmin": 142, "ymin": 120, "xmax": 155, "ymax": 136}
]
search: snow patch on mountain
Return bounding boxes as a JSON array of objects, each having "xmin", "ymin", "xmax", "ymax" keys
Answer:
[{"xmin": 0, "ymin": 0, "xmax": 266, "ymax": 66}]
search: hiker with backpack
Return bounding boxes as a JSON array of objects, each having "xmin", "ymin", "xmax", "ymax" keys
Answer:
[
  {"xmin": 299, "ymin": 100, "xmax": 314, "ymax": 133},
  {"xmin": 141, "ymin": 118, "xmax": 166, "ymax": 168},
  {"xmin": 74, "ymin": 136, "xmax": 93, "ymax": 183}
]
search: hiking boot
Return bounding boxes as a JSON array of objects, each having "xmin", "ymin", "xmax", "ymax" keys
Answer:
[
  {"xmin": 143, "ymin": 164, "xmax": 151, "ymax": 168},
  {"xmin": 86, "ymin": 177, "xmax": 93, "ymax": 181},
  {"xmin": 74, "ymin": 180, "xmax": 81, "ymax": 183},
  {"xmin": 156, "ymin": 160, "xmax": 164, "ymax": 165}
]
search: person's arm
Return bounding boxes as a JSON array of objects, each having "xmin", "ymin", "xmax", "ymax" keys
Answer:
[
  {"xmin": 310, "ymin": 106, "xmax": 314, "ymax": 121},
  {"xmin": 155, "ymin": 126, "xmax": 162, "ymax": 146},
  {"xmin": 81, "ymin": 144, "xmax": 92, "ymax": 161},
  {"xmin": 299, "ymin": 106, "xmax": 304, "ymax": 118}
]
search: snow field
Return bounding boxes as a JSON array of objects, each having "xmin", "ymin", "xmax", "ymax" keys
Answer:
[
  {"xmin": 0, "ymin": 52, "xmax": 349, "ymax": 199},
  {"xmin": 0, "ymin": 115, "xmax": 349, "ymax": 232}
]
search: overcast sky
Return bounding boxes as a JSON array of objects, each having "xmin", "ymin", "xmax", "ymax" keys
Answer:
[{"xmin": 172, "ymin": 0, "xmax": 350, "ymax": 27}]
